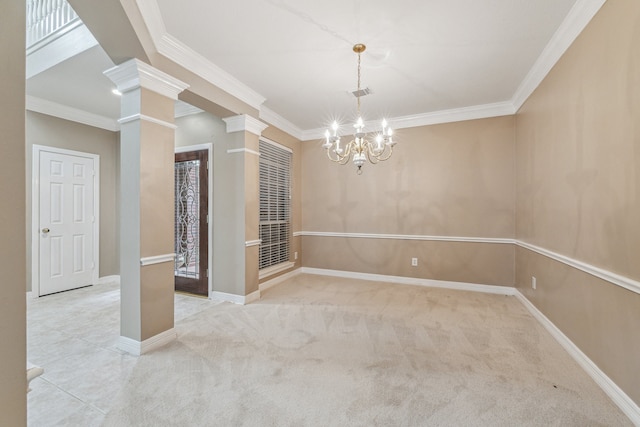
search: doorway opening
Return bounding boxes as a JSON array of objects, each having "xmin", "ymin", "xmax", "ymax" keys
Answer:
[
  {"xmin": 31, "ymin": 145, "xmax": 99, "ymax": 297},
  {"xmin": 174, "ymin": 148, "xmax": 209, "ymax": 296}
]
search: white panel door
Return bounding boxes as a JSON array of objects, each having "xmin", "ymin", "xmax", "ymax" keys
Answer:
[{"xmin": 39, "ymin": 150, "xmax": 95, "ymax": 296}]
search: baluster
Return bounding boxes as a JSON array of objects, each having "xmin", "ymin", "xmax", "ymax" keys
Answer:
[
  {"xmin": 40, "ymin": 0, "xmax": 46, "ymax": 39},
  {"xmin": 26, "ymin": 0, "xmax": 33, "ymax": 44},
  {"xmin": 47, "ymin": 0, "xmax": 53, "ymax": 36},
  {"xmin": 43, "ymin": 0, "xmax": 49, "ymax": 39},
  {"xmin": 56, "ymin": 0, "xmax": 63, "ymax": 31},
  {"xmin": 53, "ymin": 0, "xmax": 59, "ymax": 31},
  {"xmin": 38, "ymin": 0, "xmax": 44, "ymax": 43},
  {"xmin": 33, "ymin": 0, "xmax": 38, "ymax": 42},
  {"xmin": 26, "ymin": 0, "xmax": 80, "ymax": 46},
  {"xmin": 49, "ymin": 0, "xmax": 55, "ymax": 35},
  {"xmin": 26, "ymin": 0, "xmax": 32, "ymax": 28},
  {"xmin": 63, "ymin": 0, "xmax": 70, "ymax": 24}
]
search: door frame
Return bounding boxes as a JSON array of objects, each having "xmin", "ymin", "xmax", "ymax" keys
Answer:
[
  {"xmin": 31, "ymin": 145, "xmax": 100, "ymax": 297},
  {"xmin": 175, "ymin": 143, "xmax": 213, "ymax": 298}
]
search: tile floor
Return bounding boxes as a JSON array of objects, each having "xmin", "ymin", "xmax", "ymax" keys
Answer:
[{"xmin": 26, "ymin": 281, "xmax": 219, "ymax": 426}]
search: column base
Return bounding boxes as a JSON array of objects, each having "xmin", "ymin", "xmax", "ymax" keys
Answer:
[{"xmin": 117, "ymin": 328, "xmax": 177, "ymax": 356}]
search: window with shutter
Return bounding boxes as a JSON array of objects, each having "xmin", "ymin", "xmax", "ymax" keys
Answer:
[{"xmin": 259, "ymin": 139, "xmax": 292, "ymax": 270}]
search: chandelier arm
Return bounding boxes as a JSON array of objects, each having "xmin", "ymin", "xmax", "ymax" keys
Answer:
[
  {"xmin": 338, "ymin": 154, "xmax": 351, "ymax": 165},
  {"xmin": 365, "ymin": 143, "xmax": 382, "ymax": 165},
  {"xmin": 363, "ymin": 142, "xmax": 380, "ymax": 164},
  {"xmin": 325, "ymin": 150, "xmax": 342, "ymax": 163},
  {"xmin": 326, "ymin": 149, "xmax": 348, "ymax": 163},
  {"xmin": 342, "ymin": 141, "xmax": 353, "ymax": 159},
  {"xmin": 376, "ymin": 145, "xmax": 394, "ymax": 162},
  {"xmin": 326, "ymin": 141, "xmax": 353, "ymax": 163}
]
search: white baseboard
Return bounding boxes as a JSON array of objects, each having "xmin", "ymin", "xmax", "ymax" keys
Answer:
[
  {"xmin": 300, "ymin": 267, "xmax": 515, "ymax": 296},
  {"xmin": 27, "ymin": 361, "xmax": 44, "ymax": 393},
  {"xmin": 514, "ymin": 291, "xmax": 640, "ymax": 425},
  {"xmin": 211, "ymin": 290, "xmax": 261, "ymax": 305},
  {"xmin": 211, "ymin": 291, "xmax": 246, "ymax": 305},
  {"xmin": 259, "ymin": 268, "xmax": 302, "ymax": 293},
  {"xmin": 118, "ymin": 328, "xmax": 177, "ymax": 356},
  {"xmin": 96, "ymin": 275, "xmax": 120, "ymax": 285},
  {"xmin": 244, "ymin": 289, "xmax": 261, "ymax": 304}
]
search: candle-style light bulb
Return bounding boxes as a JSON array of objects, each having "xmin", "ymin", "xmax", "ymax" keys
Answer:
[
  {"xmin": 375, "ymin": 134, "xmax": 383, "ymax": 151},
  {"xmin": 331, "ymin": 121, "xmax": 339, "ymax": 136}
]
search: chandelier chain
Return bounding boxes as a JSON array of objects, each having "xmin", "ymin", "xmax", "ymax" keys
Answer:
[{"xmin": 357, "ymin": 50, "xmax": 361, "ymax": 115}]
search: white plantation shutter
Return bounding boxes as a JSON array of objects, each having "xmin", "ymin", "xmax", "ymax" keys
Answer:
[{"xmin": 259, "ymin": 139, "xmax": 291, "ymax": 270}]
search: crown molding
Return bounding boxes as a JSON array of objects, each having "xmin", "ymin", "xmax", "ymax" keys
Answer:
[
  {"xmin": 26, "ymin": 96, "xmax": 119, "ymax": 132},
  {"xmin": 300, "ymin": 101, "xmax": 516, "ymax": 141},
  {"xmin": 134, "ymin": 0, "xmax": 266, "ymax": 108},
  {"xmin": 103, "ymin": 58, "xmax": 189, "ymax": 100},
  {"xmin": 134, "ymin": 0, "xmax": 166, "ymax": 44},
  {"xmin": 156, "ymin": 34, "xmax": 267, "ymax": 109},
  {"xmin": 392, "ymin": 101, "xmax": 516, "ymax": 129},
  {"xmin": 135, "ymin": 0, "xmax": 265, "ymax": 109},
  {"xmin": 511, "ymin": 0, "xmax": 607, "ymax": 110},
  {"xmin": 259, "ymin": 106, "xmax": 304, "ymax": 140},
  {"xmin": 223, "ymin": 114, "xmax": 269, "ymax": 136}
]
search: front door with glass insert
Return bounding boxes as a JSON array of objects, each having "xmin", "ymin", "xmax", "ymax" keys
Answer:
[{"xmin": 174, "ymin": 149, "xmax": 208, "ymax": 296}]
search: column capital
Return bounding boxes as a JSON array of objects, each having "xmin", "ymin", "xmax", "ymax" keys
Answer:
[
  {"xmin": 223, "ymin": 114, "xmax": 269, "ymax": 136},
  {"xmin": 104, "ymin": 58, "xmax": 189, "ymax": 100}
]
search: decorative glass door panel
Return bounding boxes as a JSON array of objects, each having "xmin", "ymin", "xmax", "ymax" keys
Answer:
[{"xmin": 174, "ymin": 149, "xmax": 208, "ymax": 296}]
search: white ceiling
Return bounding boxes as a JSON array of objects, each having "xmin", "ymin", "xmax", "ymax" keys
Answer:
[
  {"xmin": 27, "ymin": 0, "xmax": 597, "ymax": 138},
  {"xmin": 27, "ymin": 45, "xmax": 119, "ymax": 119}
]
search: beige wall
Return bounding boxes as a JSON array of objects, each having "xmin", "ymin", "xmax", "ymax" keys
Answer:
[
  {"xmin": 515, "ymin": 0, "xmax": 640, "ymax": 405},
  {"xmin": 301, "ymin": 116, "xmax": 516, "ymax": 286},
  {"xmin": 26, "ymin": 112, "xmax": 120, "ymax": 288},
  {"xmin": 0, "ymin": 1, "xmax": 27, "ymax": 424}
]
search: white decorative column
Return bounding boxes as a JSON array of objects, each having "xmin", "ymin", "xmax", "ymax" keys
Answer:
[
  {"xmin": 212, "ymin": 115, "xmax": 268, "ymax": 303},
  {"xmin": 105, "ymin": 59, "xmax": 189, "ymax": 355}
]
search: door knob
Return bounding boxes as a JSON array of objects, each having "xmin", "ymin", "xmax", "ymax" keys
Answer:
[{"xmin": 42, "ymin": 228, "xmax": 50, "ymax": 234}]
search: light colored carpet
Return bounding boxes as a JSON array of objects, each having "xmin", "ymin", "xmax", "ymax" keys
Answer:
[{"xmin": 101, "ymin": 274, "xmax": 630, "ymax": 426}]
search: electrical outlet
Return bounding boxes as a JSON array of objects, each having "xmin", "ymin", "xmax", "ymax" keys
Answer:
[
  {"xmin": 532, "ymin": 276, "xmax": 537, "ymax": 290},
  {"xmin": 294, "ymin": 251, "xmax": 298, "ymax": 260},
  {"xmin": 411, "ymin": 257, "xmax": 418, "ymax": 267}
]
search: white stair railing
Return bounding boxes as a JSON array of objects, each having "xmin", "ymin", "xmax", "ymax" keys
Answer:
[{"xmin": 26, "ymin": 0, "xmax": 79, "ymax": 48}]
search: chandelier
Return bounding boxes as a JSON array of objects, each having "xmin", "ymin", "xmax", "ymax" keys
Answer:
[{"xmin": 323, "ymin": 43, "xmax": 396, "ymax": 174}]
